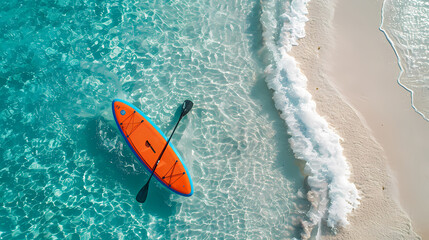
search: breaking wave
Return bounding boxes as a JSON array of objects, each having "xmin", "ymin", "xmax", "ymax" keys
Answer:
[{"xmin": 259, "ymin": 0, "xmax": 360, "ymax": 237}]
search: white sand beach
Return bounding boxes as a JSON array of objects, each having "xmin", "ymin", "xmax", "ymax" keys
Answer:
[{"xmin": 292, "ymin": 0, "xmax": 429, "ymax": 238}]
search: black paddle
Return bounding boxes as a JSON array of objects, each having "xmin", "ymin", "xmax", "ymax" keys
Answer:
[{"xmin": 136, "ymin": 100, "xmax": 194, "ymax": 203}]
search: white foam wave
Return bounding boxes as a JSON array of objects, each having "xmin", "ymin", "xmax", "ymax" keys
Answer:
[{"xmin": 260, "ymin": 0, "xmax": 359, "ymax": 236}]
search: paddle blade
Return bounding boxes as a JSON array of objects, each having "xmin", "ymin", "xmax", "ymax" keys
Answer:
[
  {"xmin": 136, "ymin": 182, "xmax": 150, "ymax": 203},
  {"xmin": 182, "ymin": 100, "xmax": 193, "ymax": 117}
]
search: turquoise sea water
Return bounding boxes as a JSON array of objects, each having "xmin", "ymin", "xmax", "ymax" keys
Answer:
[{"xmin": 0, "ymin": 0, "xmax": 358, "ymax": 239}]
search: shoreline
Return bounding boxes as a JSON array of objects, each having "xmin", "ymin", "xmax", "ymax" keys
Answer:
[
  {"xmin": 291, "ymin": 0, "xmax": 424, "ymax": 238},
  {"xmin": 379, "ymin": 2, "xmax": 429, "ymax": 123}
]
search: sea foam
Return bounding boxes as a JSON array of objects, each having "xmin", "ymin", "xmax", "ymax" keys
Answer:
[{"xmin": 260, "ymin": 0, "xmax": 360, "ymax": 236}]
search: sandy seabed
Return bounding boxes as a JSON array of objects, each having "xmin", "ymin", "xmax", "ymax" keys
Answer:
[{"xmin": 291, "ymin": 0, "xmax": 429, "ymax": 238}]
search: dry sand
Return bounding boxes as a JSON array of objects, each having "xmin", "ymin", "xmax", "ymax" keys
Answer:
[{"xmin": 291, "ymin": 0, "xmax": 429, "ymax": 238}]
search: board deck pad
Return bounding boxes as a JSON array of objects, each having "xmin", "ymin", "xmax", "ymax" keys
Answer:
[{"xmin": 112, "ymin": 99, "xmax": 193, "ymax": 196}]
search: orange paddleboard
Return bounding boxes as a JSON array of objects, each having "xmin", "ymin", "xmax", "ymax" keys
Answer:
[{"xmin": 112, "ymin": 99, "xmax": 193, "ymax": 196}]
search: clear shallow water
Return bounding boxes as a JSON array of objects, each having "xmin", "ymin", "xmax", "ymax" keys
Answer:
[
  {"xmin": 380, "ymin": 0, "xmax": 429, "ymax": 121},
  {"xmin": 0, "ymin": 0, "xmax": 357, "ymax": 239}
]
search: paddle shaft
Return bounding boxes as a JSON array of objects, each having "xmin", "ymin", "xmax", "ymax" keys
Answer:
[
  {"xmin": 136, "ymin": 100, "xmax": 193, "ymax": 203},
  {"xmin": 146, "ymin": 112, "xmax": 184, "ymax": 183}
]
